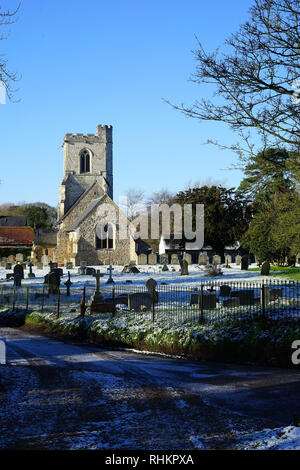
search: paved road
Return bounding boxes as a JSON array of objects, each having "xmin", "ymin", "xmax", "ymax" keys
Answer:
[{"xmin": 0, "ymin": 327, "xmax": 300, "ymax": 450}]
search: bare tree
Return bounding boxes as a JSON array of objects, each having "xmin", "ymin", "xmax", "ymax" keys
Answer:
[
  {"xmin": 0, "ymin": 3, "xmax": 20, "ymax": 100},
  {"xmin": 146, "ymin": 188, "xmax": 175, "ymax": 206},
  {"xmin": 167, "ymin": 0, "xmax": 300, "ymax": 163},
  {"xmin": 122, "ymin": 188, "xmax": 145, "ymax": 220}
]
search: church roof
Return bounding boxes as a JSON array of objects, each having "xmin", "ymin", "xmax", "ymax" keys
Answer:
[
  {"xmin": 0, "ymin": 227, "xmax": 34, "ymax": 247},
  {"xmin": 0, "ymin": 216, "xmax": 27, "ymax": 227}
]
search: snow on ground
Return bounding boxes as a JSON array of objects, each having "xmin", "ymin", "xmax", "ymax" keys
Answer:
[
  {"xmin": 0, "ymin": 263, "xmax": 282, "ymax": 289},
  {"xmin": 239, "ymin": 425, "xmax": 300, "ymax": 450}
]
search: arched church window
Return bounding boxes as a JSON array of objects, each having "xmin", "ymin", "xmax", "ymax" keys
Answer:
[
  {"xmin": 96, "ymin": 224, "xmax": 114, "ymax": 250},
  {"xmin": 80, "ymin": 150, "xmax": 90, "ymax": 173}
]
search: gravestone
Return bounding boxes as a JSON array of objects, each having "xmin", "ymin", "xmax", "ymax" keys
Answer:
[
  {"xmin": 235, "ymin": 255, "xmax": 242, "ymax": 266},
  {"xmin": 183, "ymin": 253, "xmax": 192, "ymax": 265},
  {"xmin": 145, "ymin": 278, "xmax": 158, "ymax": 303},
  {"xmin": 88, "ymin": 270, "xmax": 104, "ymax": 308},
  {"xmin": 41, "ymin": 254, "xmax": 49, "ymax": 266},
  {"xmin": 36, "ymin": 262, "xmax": 43, "ymax": 269},
  {"xmin": 138, "ymin": 254, "xmax": 147, "ymax": 265},
  {"xmin": 260, "ymin": 261, "xmax": 270, "ymax": 276},
  {"xmin": 148, "ymin": 253, "xmax": 157, "ymax": 265},
  {"xmin": 231, "ymin": 289, "xmax": 254, "ymax": 305},
  {"xmin": 27, "ymin": 261, "xmax": 36, "ymax": 278},
  {"xmin": 199, "ymin": 254, "xmax": 209, "ymax": 265},
  {"xmin": 14, "ymin": 274, "xmax": 22, "ymax": 287},
  {"xmin": 241, "ymin": 255, "xmax": 249, "ymax": 270},
  {"xmin": 199, "ymin": 292, "xmax": 217, "ymax": 309},
  {"xmin": 47, "ymin": 271, "xmax": 61, "ymax": 295},
  {"xmin": 7, "ymin": 255, "xmax": 15, "ymax": 264},
  {"xmin": 122, "ymin": 264, "xmax": 140, "ymax": 273},
  {"xmin": 13, "ymin": 264, "xmax": 24, "ymax": 280},
  {"xmin": 5, "ymin": 262, "xmax": 12, "ymax": 270},
  {"xmin": 79, "ymin": 261, "xmax": 87, "ymax": 275},
  {"xmin": 171, "ymin": 254, "xmax": 179, "ymax": 265},
  {"xmin": 180, "ymin": 259, "xmax": 189, "ymax": 276},
  {"xmin": 65, "ymin": 261, "xmax": 73, "ymax": 269},
  {"xmin": 0, "ymin": 261, "xmax": 6, "ymax": 267},
  {"xmin": 106, "ymin": 265, "xmax": 115, "ymax": 284},
  {"xmin": 212, "ymin": 255, "xmax": 221, "ymax": 265},
  {"xmin": 15, "ymin": 253, "xmax": 24, "ymax": 263},
  {"xmin": 64, "ymin": 271, "xmax": 72, "ymax": 296},
  {"xmin": 225, "ymin": 255, "xmax": 232, "ymax": 267},
  {"xmin": 86, "ymin": 267, "xmax": 96, "ymax": 276},
  {"xmin": 128, "ymin": 292, "xmax": 152, "ymax": 312},
  {"xmin": 219, "ymin": 285, "xmax": 231, "ymax": 297},
  {"xmin": 160, "ymin": 254, "xmax": 168, "ymax": 264},
  {"xmin": 162, "ymin": 260, "xmax": 169, "ymax": 272},
  {"xmin": 50, "ymin": 261, "xmax": 58, "ymax": 271}
]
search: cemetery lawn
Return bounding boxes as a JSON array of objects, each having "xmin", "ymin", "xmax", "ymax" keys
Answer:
[{"xmin": 249, "ymin": 267, "xmax": 300, "ymax": 282}]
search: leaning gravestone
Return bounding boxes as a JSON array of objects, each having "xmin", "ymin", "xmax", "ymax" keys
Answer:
[
  {"xmin": 145, "ymin": 278, "xmax": 158, "ymax": 303},
  {"xmin": 16, "ymin": 253, "xmax": 24, "ymax": 263},
  {"xmin": 180, "ymin": 259, "xmax": 189, "ymax": 276},
  {"xmin": 7, "ymin": 255, "xmax": 15, "ymax": 264},
  {"xmin": 260, "ymin": 261, "xmax": 270, "ymax": 276},
  {"xmin": 171, "ymin": 254, "xmax": 179, "ymax": 265},
  {"xmin": 148, "ymin": 253, "xmax": 157, "ymax": 265},
  {"xmin": 138, "ymin": 253, "xmax": 147, "ymax": 265},
  {"xmin": 241, "ymin": 255, "xmax": 249, "ymax": 270},
  {"xmin": 13, "ymin": 263, "xmax": 24, "ymax": 280},
  {"xmin": 183, "ymin": 253, "xmax": 192, "ymax": 265},
  {"xmin": 213, "ymin": 255, "xmax": 221, "ymax": 265},
  {"xmin": 235, "ymin": 255, "xmax": 242, "ymax": 266},
  {"xmin": 198, "ymin": 254, "xmax": 209, "ymax": 265}
]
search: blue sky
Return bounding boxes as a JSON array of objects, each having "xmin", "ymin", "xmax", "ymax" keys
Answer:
[{"xmin": 0, "ymin": 0, "xmax": 253, "ymax": 207}]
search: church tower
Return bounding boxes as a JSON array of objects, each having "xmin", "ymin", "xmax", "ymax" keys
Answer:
[{"xmin": 58, "ymin": 125, "xmax": 113, "ymax": 218}]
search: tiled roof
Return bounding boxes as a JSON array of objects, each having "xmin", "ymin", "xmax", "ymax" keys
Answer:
[{"xmin": 0, "ymin": 227, "xmax": 35, "ymax": 247}]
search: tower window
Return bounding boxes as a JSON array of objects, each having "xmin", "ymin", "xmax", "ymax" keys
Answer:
[
  {"xmin": 96, "ymin": 224, "xmax": 114, "ymax": 249},
  {"xmin": 80, "ymin": 150, "xmax": 90, "ymax": 173}
]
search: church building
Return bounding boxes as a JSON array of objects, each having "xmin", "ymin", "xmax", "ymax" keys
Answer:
[{"xmin": 53, "ymin": 124, "xmax": 142, "ymax": 266}]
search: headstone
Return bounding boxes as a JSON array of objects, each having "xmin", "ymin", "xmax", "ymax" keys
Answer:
[
  {"xmin": 86, "ymin": 267, "xmax": 96, "ymax": 276},
  {"xmin": 41, "ymin": 254, "xmax": 49, "ymax": 266},
  {"xmin": 145, "ymin": 278, "xmax": 158, "ymax": 303},
  {"xmin": 180, "ymin": 259, "xmax": 189, "ymax": 276},
  {"xmin": 122, "ymin": 265, "xmax": 140, "ymax": 273},
  {"xmin": 183, "ymin": 253, "xmax": 192, "ymax": 265},
  {"xmin": 106, "ymin": 265, "xmax": 115, "ymax": 284},
  {"xmin": 14, "ymin": 274, "xmax": 22, "ymax": 287},
  {"xmin": 162, "ymin": 260, "xmax": 169, "ymax": 271},
  {"xmin": 88, "ymin": 270, "xmax": 104, "ymax": 307},
  {"xmin": 36, "ymin": 262, "xmax": 43, "ymax": 269},
  {"xmin": 171, "ymin": 254, "xmax": 179, "ymax": 265},
  {"xmin": 148, "ymin": 253, "xmax": 157, "ymax": 265},
  {"xmin": 64, "ymin": 271, "xmax": 72, "ymax": 296},
  {"xmin": 199, "ymin": 292, "xmax": 217, "ymax": 309},
  {"xmin": 235, "ymin": 255, "xmax": 242, "ymax": 266},
  {"xmin": 260, "ymin": 261, "xmax": 270, "ymax": 276},
  {"xmin": 0, "ymin": 261, "xmax": 6, "ymax": 267},
  {"xmin": 231, "ymin": 289, "xmax": 254, "ymax": 305},
  {"xmin": 47, "ymin": 271, "xmax": 61, "ymax": 295},
  {"xmin": 212, "ymin": 255, "xmax": 221, "ymax": 265},
  {"xmin": 27, "ymin": 261, "xmax": 36, "ymax": 278},
  {"xmin": 159, "ymin": 254, "xmax": 168, "ymax": 264},
  {"xmin": 241, "ymin": 255, "xmax": 249, "ymax": 270},
  {"xmin": 7, "ymin": 255, "xmax": 15, "ymax": 264},
  {"xmin": 15, "ymin": 253, "xmax": 24, "ymax": 263},
  {"xmin": 65, "ymin": 261, "xmax": 73, "ymax": 269},
  {"xmin": 13, "ymin": 263, "xmax": 24, "ymax": 280},
  {"xmin": 49, "ymin": 261, "xmax": 58, "ymax": 272},
  {"xmin": 219, "ymin": 285, "xmax": 231, "ymax": 297},
  {"xmin": 224, "ymin": 255, "xmax": 232, "ymax": 266},
  {"xmin": 138, "ymin": 254, "xmax": 148, "ymax": 265},
  {"xmin": 5, "ymin": 262, "xmax": 12, "ymax": 270},
  {"xmin": 128, "ymin": 292, "xmax": 152, "ymax": 312}
]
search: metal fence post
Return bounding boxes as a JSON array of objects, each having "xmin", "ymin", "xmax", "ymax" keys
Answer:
[
  {"xmin": 12, "ymin": 284, "xmax": 16, "ymax": 311},
  {"xmin": 112, "ymin": 286, "xmax": 115, "ymax": 317},
  {"xmin": 199, "ymin": 284, "xmax": 204, "ymax": 322},
  {"xmin": 57, "ymin": 288, "xmax": 61, "ymax": 318},
  {"xmin": 261, "ymin": 280, "xmax": 265, "ymax": 318},
  {"xmin": 152, "ymin": 291, "xmax": 155, "ymax": 322},
  {"xmin": 41, "ymin": 286, "xmax": 45, "ymax": 313},
  {"xmin": 26, "ymin": 287, "xmax": 29, "ymax": 313}
]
